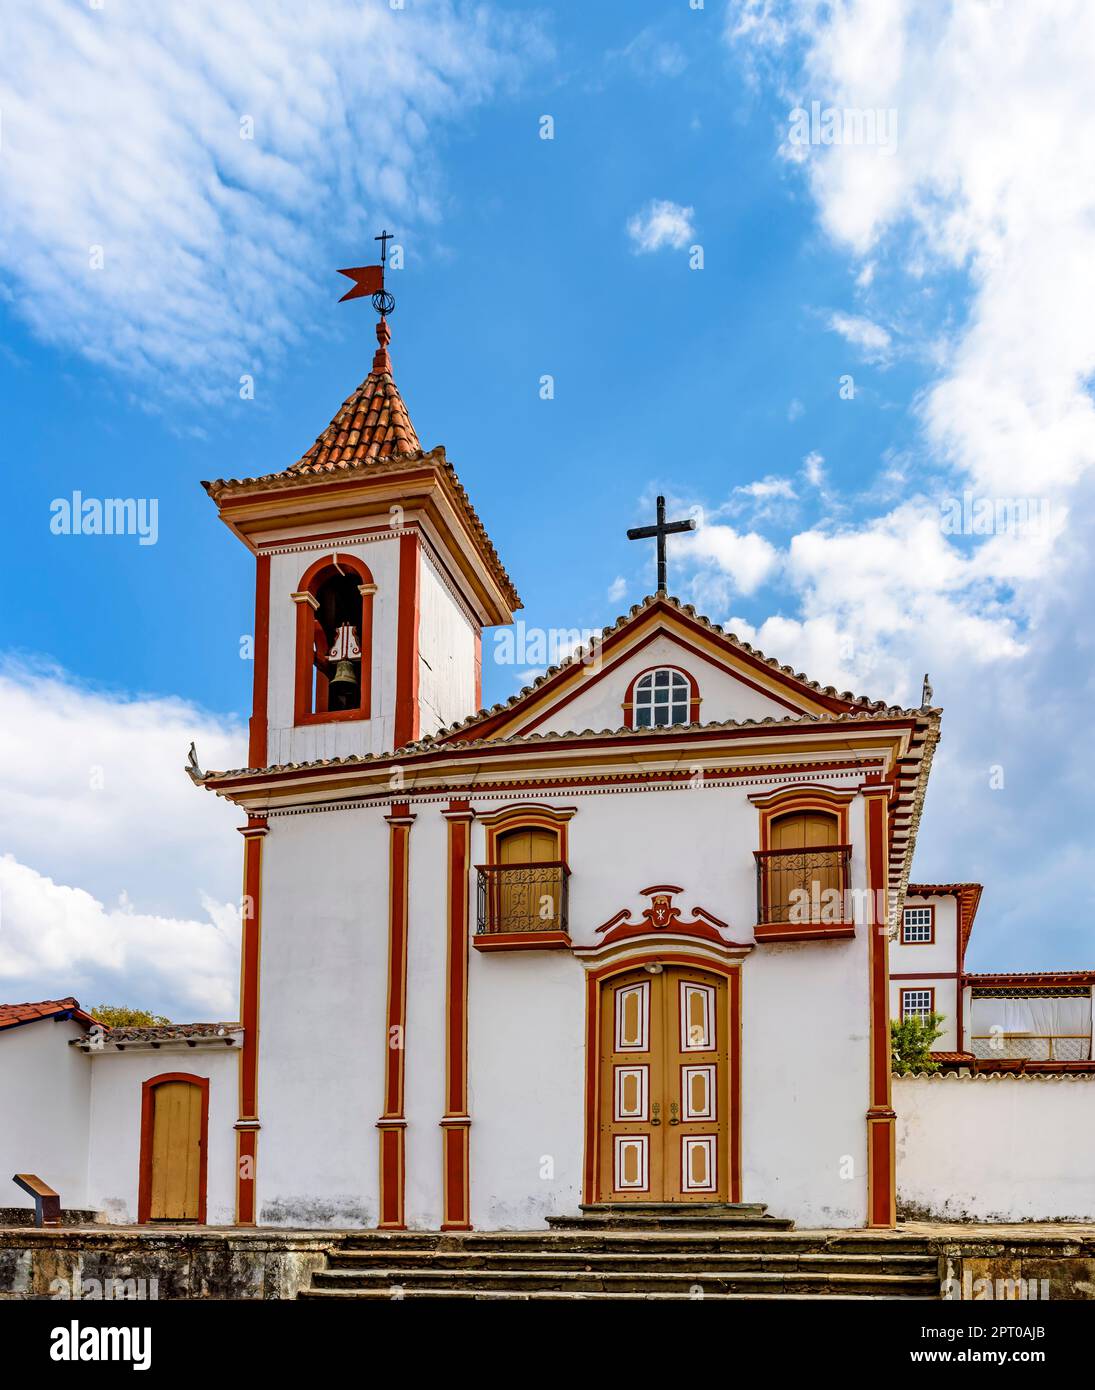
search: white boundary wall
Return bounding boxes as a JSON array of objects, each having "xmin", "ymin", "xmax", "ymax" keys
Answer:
[{"xmin": 895, "ymin": 1071, "xmax": 1095, "ymax": 1222}]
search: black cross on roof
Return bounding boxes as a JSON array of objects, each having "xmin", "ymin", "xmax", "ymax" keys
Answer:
[{"xmin": 626, "ymin": 495, "xmax": 696, "ymax": 594}]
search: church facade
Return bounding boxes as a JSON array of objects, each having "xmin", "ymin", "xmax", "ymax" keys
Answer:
[
  {"xmin": 6, "ymin": 312, "xmax": 1095, "ymax": 1236},
  {"xmin": 191, "ymin": 315, "xmax": 939, "ymax": 1232}
]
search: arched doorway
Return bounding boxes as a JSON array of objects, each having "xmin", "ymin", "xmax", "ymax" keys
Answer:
[{"xmin": 138, "ymin": 1074, "xmax": 209, "ymax": 1223}]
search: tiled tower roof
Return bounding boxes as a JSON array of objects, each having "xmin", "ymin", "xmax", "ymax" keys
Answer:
[{"xmin": 289, "ymin": 318, "xmax": 421, "ymax": 473}]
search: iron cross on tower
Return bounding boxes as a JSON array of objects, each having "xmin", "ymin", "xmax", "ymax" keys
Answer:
[{"xmin": 626, "ymin": 496, "xmax": 696, "ymax": 595}]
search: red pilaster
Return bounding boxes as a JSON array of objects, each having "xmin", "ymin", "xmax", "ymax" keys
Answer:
[
  {"xmin": 236, "ymin": 816, "xmax": 267, "ymax": 1225},
  {"xmin": 394, "ymin": 531, "xmax": 420, "ymax": 750},
  {"xmin": 377, "ymin": 802, "xmax": 415, "ymax": 1229},
  {"xmin": 440, "ymin": 800, "xmax": 474, "ymax": 1229},
  {"xmin": 863, "ymin": 782, "xmax": 896, "ymax": 1228}
]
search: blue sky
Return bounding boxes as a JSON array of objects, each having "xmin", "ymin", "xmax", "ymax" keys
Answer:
[{"xmin": 1, "ymin": 0, "xmax": 1093, "ymax": 1016}]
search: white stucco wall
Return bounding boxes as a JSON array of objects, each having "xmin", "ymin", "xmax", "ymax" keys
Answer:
[
  {"xmin": 255, "ymin": 809, "xmax": 389, "ymax": 1227},
  {"xmin": 895, "ymin": 1072, "xmax": 1095, "ymax": 1221},
  {"xmin": 890, "ymin": 895, "xmax": 961, "ymax": 1051},
  {"xmin": 417, "ymin": 549, "xmax": 478, "ymax": 739},
  {"xmin": 85, "ymin": 1048, "xmax": 238, "ymax": 1225},
  {"xmin": 252, "ymin": 773, "xmax": 877, "ymax": 1230},
  {"xmin": 890, "ymin": 979, "xmax": 961, "ymax": 1052},
  {"xmin": 0, "ymin": 1020, "xmax": 90, "ymax": 1210}
]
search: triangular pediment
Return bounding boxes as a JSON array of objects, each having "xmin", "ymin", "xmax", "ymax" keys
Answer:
[{"xmin": 437, "ymin": 596, "xmax": 872, "ymax": 745}]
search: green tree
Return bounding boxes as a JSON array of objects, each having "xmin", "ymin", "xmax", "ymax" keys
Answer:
[
  {"xmin": 92, "ymin": 1005, "xmax": 171, "ymax": 1028},
  {"xmin": 891, "ymin": 1012, "xmax": 945, "ymax": 1075}
]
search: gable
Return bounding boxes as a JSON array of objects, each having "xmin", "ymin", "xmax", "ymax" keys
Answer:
[
  {"xmin": 527, "ymin": 631, "xmax": 811, "ymax": 736},
  {"xmin": 443, "ymin": 597, "xmax": 858, "ymax": 744}
]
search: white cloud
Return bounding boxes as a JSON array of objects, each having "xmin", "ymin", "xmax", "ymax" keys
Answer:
[
  {"xmin": 828, "ymin": 310, "xmax": 891, "ymax": 360},
  {"xmin": 726, "ymin": 1, "xmax": 1095, "ymax": 966},
  {"xmin": 737, "ymin": 477, "xmax": 797, "ymax": 502},
  {"xmin": 0, "ymin": 857, "xmax": 238, "ymax": 1021},
  {"xmin": 627, "ymin": 199, "xmax": 696, "ymax": 254},
  {"xmin": 607, "ymin": 575, "xmax": 628, "ymax": 603},
  {"xmin": 610, "ymin": 27, "xmax": 688, "ymax": 80},
  {"xmin": 802, "ymin": 451, "xmax": 826, "ymax": 487},
  {"xmin": 686, "ymin": 517, "xmax": 781, "ymax": 596},
  {"xmin": 0, "ymin": 659, "xmax": 244, "ymax": 1017},
  {"xmin": 0, "ymin": 1, "xmax": 539, "ymax": 397}
]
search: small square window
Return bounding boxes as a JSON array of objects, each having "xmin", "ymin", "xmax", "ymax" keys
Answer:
[
  {"xmin": 901, "ymin": 989, "xmax": 933, "ymax": 1021},
  {"xmin": 902, "ymin": 906, "xmax": 933, "ymax": 943}
]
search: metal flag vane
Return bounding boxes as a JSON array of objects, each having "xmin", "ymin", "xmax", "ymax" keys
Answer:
[
  {"xmin": 336, "ymin": 228, "xmax": 396, "ymax": 316},
  {"xmin": 626, "ymin": 495, "xmax": 697, "ymax": 595}
]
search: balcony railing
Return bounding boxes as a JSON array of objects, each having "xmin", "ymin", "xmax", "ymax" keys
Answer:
[
  {"xmin": 476, "ymin": 863, "xmax": 570, "ymax": 937},
  {"xmin": 971, "ymin": 1035, "xmax": 1091, "ymax": 1062},
  {"xmin": 754, "ymin": 845, "xmax": 852, "ymax": 927}
]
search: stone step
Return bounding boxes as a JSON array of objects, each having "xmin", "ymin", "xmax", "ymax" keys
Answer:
[
  {"xmin": 308, "ymin": 1266, "xmax": 939, "ymax": 1297},
  {"xmin": 301, "ymin": 1287, "xmax": 936, "ymax": 1301},
  {"xmin": 334, "ymin": 1232, "xmax": 937, "ymax": 1258},
  {"xmin": 325, "ymin": 1248, "xmax": 936, "ymax": 1276},
  {"xmin": 546, "ymin": 1203, "xmax": 795, "ymax": 1231}
]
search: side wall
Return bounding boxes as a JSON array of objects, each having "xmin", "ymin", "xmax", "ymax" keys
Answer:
[
  {"xmin": 0, "ymin": 1021, "xmax": 90, "ymax": 1210},
  {"xmin": 86, "ymin": 1050, "xmax": 238, "ymax": 1225},
  {"xmin": 895, "ymin": 1072, "xmax": 1095, "ymax": 1221}
]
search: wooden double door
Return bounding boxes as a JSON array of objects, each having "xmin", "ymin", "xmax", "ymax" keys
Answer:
[{"xmin": 598, "ymin": 965, "xmax": 729, "ymax": 1201}]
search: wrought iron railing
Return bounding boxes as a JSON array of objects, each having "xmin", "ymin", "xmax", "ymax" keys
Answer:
[
  {"xmin": 754, "ymin": 845, "xmax": 852, "ymax": 926},
  {"xmin": 476, "ymin": 863, "xmax": 570, "ymax": 936}
]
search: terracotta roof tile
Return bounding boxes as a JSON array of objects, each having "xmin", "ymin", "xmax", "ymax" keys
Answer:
[
  {"xmin": 0, "ymin": 998, "xmax": 97, "ymax": 1031},
  {"xmin": 95, "ymin": 1021, "xmax": 241, "ymax": 1044},
  {"xmin": 288, "ymin": 324, "xmax": 421, "ymax": 473}
]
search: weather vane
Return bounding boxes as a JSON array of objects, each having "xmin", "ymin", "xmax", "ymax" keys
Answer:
[{"xmin": 337, "ymin": 228, "xmax": 396, "ymax": 317}]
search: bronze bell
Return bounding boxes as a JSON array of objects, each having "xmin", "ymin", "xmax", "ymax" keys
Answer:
[{"xmin": 329, "ymin": 660, "xmax": 359, "ymax": 703}]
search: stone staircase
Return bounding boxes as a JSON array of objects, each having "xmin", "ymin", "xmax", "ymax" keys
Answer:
[{"xmin": 298, "ymin": 1205, "xmax": 941, "ymax": 1301}]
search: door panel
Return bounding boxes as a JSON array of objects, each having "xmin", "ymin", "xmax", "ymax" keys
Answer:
[
  {"xmin": 598, "ymin": 966, "xmax": 729, "ymax": 1202},
  {"xmin": 149, "ymin": 1081, "xmax": 203, "ymax": 1221}
]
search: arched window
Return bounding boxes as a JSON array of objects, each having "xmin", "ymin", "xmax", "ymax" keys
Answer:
[
  {"xmin": 293, "ymin": 553, "xmax": 375, "ymax": 724},
  {"xmin": 630, "ymin": 667, "xmax": 695, "ymax": 728},
  {"xmin": 476, "ymin": 804, "xmax": 576, "ymax": 943}
]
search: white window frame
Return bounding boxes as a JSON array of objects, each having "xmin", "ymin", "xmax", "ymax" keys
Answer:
[
  {"xmin": 902, "ymin": 905, "xmax": 934, "ymax": 944},
  {"xmin": 901, "ymin": 989, "xmax": 934, "ymax": 1021},
  {"xmin": 633, "ymin": 668, "xmax": 690, "ymax": 729}
]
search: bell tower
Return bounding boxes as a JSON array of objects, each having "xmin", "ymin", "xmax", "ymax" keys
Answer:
[{"xmin": 202, "ymin": 304, "xmax": 519, "ymax": 769}]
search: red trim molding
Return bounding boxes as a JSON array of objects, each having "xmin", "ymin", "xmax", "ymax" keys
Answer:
[
  {"xmin": 248, "ymin": 554, "xmax": 270, "ymax": 768},
  {"xmin": 473, "ymin": 930, "xmax": 571, "ymax": 953},
  {"xmin": 394, "ymin": 531, "xmax": 421, "ymax": 750},
  {"xmin": 236, "ymin": 816, "xmax": 267, "ymax": 1225},
  {"xmin": 377, "ymin": 803, "xmax": 415, "ymax": 1229},
  {"xmin": 441, "ymin": 800, "xmax": 474, "ymax": 1229},
  {"xmin": 138, "ymin": 1073, "xmax": 210, "ymax": 1225},
  {"xmin": 863, "ymin": 785, "xmax": 895, "ymax": 1228}
]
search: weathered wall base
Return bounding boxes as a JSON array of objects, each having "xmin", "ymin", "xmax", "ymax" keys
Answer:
[
  {"xmin": 923, "ymin": 1227, "xmax": 1095, "ymax": 1301},
  {"xmin": 0, "ymin": 1228, "xmax": 334, "ymax": 1301}
]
